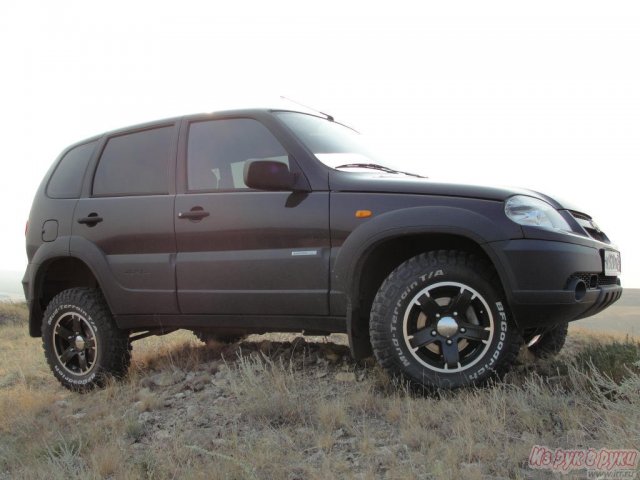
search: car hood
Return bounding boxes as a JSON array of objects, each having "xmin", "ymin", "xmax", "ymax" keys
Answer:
[{"xmin": 329, "ymin": 172, "xmax": 578, "ymax": 211}]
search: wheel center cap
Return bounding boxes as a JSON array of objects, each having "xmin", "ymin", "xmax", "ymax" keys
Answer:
[
  {"xmin": 74, "ymin": 336, "xmax": 86, "ymax": 350},
  {"xmin": 436, "ymin": 317, "xmax": 459, "ymax": 337}
]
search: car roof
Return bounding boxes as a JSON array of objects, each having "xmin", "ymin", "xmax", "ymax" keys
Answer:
[{"xmin": 65, "ymin": 108, "xmax": 322, "ymax": 151}]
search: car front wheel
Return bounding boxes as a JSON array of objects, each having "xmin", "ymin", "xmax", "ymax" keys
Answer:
[
  {"xmin": 524, "ymin": 322, "xmax": 568, "ymax": 358},
  {"xmin": 370, "ymin": 250, "xmax": 522, "ymax": 389}
]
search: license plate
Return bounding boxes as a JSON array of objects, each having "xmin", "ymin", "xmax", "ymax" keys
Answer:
[{"xmin": 603, "ymin": 250, "xmax": 622, "ymax": 276}]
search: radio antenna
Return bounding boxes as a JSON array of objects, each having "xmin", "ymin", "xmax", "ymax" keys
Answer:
[{"xmin": 280, "ymin": 96, "xmax": 334, "ymax": 121}]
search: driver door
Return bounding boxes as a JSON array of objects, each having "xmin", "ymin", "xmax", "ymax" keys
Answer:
[{"xmin": 174, "ymin": 116, "xmax": 330, "ymax": 315}]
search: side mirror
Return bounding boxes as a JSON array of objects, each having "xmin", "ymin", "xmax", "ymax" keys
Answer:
[{"xmin": 244, "ymin": 160, "xmax": 295, "ymax": 191}]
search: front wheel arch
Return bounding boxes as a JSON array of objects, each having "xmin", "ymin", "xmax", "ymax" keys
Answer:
[{"xmin": 346, "ymin": 235, "xmax": 505, "ymax": 360}]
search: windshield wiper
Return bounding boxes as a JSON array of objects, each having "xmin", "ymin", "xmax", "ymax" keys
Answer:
[{"xmin": 334, "ymin": 163, "xmax": 426, "ymax": 178}]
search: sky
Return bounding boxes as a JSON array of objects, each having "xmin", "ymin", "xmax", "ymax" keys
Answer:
[{"xmin": 1, "ymin": 0, "xmax": 639, "ymax": 287}]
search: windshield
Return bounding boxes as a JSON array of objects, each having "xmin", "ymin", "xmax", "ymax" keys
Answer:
[{"xmin": 276, "ymin": 112, "xmax": 421, "ymax": 177}]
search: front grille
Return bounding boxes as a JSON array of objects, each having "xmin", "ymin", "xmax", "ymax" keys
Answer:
[
  {"xmin": 584, "ymin": 227, "xmax": 609, "ymax": 243},
  {"xmin": 570, "ymin": 273, "xmax": 618, "ymax": 289},
  {"xmin": 569, "ymin": 211, "xmax": 610, "ymax": 244}
]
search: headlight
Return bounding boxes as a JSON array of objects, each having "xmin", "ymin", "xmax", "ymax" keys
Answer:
[{"xmin": 505, "ymin": 195, "xmax": 572, "ymax": 231}]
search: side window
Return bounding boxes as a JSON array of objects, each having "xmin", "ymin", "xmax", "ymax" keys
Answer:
[
  {"xmin": 47, "ymin": 141, "xmax": 97, "ymax": 199},
  {"xmin": 93, "ymin": 126, "xmax": 173, "ymax": 196},
  {"xmin": 187, "ymin": 119, "xmax": 288, "ymax": 191}
]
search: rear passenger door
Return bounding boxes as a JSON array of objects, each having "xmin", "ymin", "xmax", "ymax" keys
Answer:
[
  {"xmin": 72, "ymin": 123, "xmax": 179, "ymax": 315},
  {"xmin": 174, "ymin": 116, "xmax": 330, "ymax": 315}
]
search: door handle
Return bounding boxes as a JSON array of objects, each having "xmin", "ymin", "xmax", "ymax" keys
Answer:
[
  {"xmin": 178, "ymin": 209, "xmax": 210, "ymax": 220},
  {"xmin": 77, "ymin": 214, "xmax": 103, "ymax": 226}
]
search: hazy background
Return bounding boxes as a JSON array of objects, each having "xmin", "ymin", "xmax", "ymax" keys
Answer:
[{"xmin": 1, "ymin": 0, "xmax": 639, "ymax": 297}]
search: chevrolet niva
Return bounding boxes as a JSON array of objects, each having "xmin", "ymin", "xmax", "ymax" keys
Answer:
[{"xmin": 23, "ymin": 109, "xmax": 622, "ymax": 391}]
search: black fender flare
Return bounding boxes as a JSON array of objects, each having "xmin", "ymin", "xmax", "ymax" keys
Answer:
[
  {"xmin": 25, "ymin": 236, "xmax": 119, "ymax": 336},
  {"xmin": 25, "ymin": 236, "xmax": 72, "ymax": 336},
  {"xmin": 28, "ymin": 237, "xmax": 122, "ymax": 315}
]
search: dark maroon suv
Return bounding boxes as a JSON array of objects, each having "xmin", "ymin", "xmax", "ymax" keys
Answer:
[{"xmin": 23, "ymin": 109, "xmax": 622, "ymax": 391}]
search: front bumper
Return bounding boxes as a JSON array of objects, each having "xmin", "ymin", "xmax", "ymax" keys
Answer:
[{"xmin": 487, "ymin": 239, "xmax": 622, "ymax": 329}]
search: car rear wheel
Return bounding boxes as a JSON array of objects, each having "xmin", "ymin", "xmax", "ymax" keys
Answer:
[
  {"xmin": 42, "ymin": 288, "xmax": 131, "ymax": 392},
  {"xmin": 370, "ymin": 250, "xmax": 522, "ymax": 389}
]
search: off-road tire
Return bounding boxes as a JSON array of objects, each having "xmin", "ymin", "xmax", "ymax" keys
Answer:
[
  {"xmin": 42, "ymin": 288, "xmax": 131, "ymax": 392},
  {"xmin": 193, "ymin": 330, "xmax": 244, "ymax": 345},
  {"xmin": 524, "ymin": 322, "xmax": 568, "ymax": 358},
  {"xmin": 370, "ymin": 250, "xmax": 522, "ymax": 389}
]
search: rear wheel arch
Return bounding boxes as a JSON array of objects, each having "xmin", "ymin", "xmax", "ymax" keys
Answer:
[{"xmin": 30, "ymin": 257, "xmax": 102, "ymax": 337}]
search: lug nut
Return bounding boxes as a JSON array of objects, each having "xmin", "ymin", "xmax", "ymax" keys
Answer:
[
  {"xmin": 431, "ymin": 330, "xmax": 437, "ymax": 336},
  {"xmin": 460, "ymin": 327, "xmax": 466, "ymax": 333},
  {"xmin": 446, "ymin": 339, "xmax": 453, "ymax": 345}
]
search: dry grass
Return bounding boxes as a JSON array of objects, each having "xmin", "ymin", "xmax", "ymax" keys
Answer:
[
  {"xmin": 0, "ymin": 300, "xmax": 27, "ymax": 326},
  {"xmin": 1, "ymin": 301, "xmax": 639, "ymax": 479}
]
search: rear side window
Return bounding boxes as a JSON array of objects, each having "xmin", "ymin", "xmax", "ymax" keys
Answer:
[
  {"xmin": 47, "ymin": 141, "xmax": 97, "ymax": 199},
  {"xmin": 187, "ymin": 119, "xmax": 288, "ymax": 191},
  {"xmin": 93, "ymin": 126, "xmax": 173, "ymax": 196}
]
